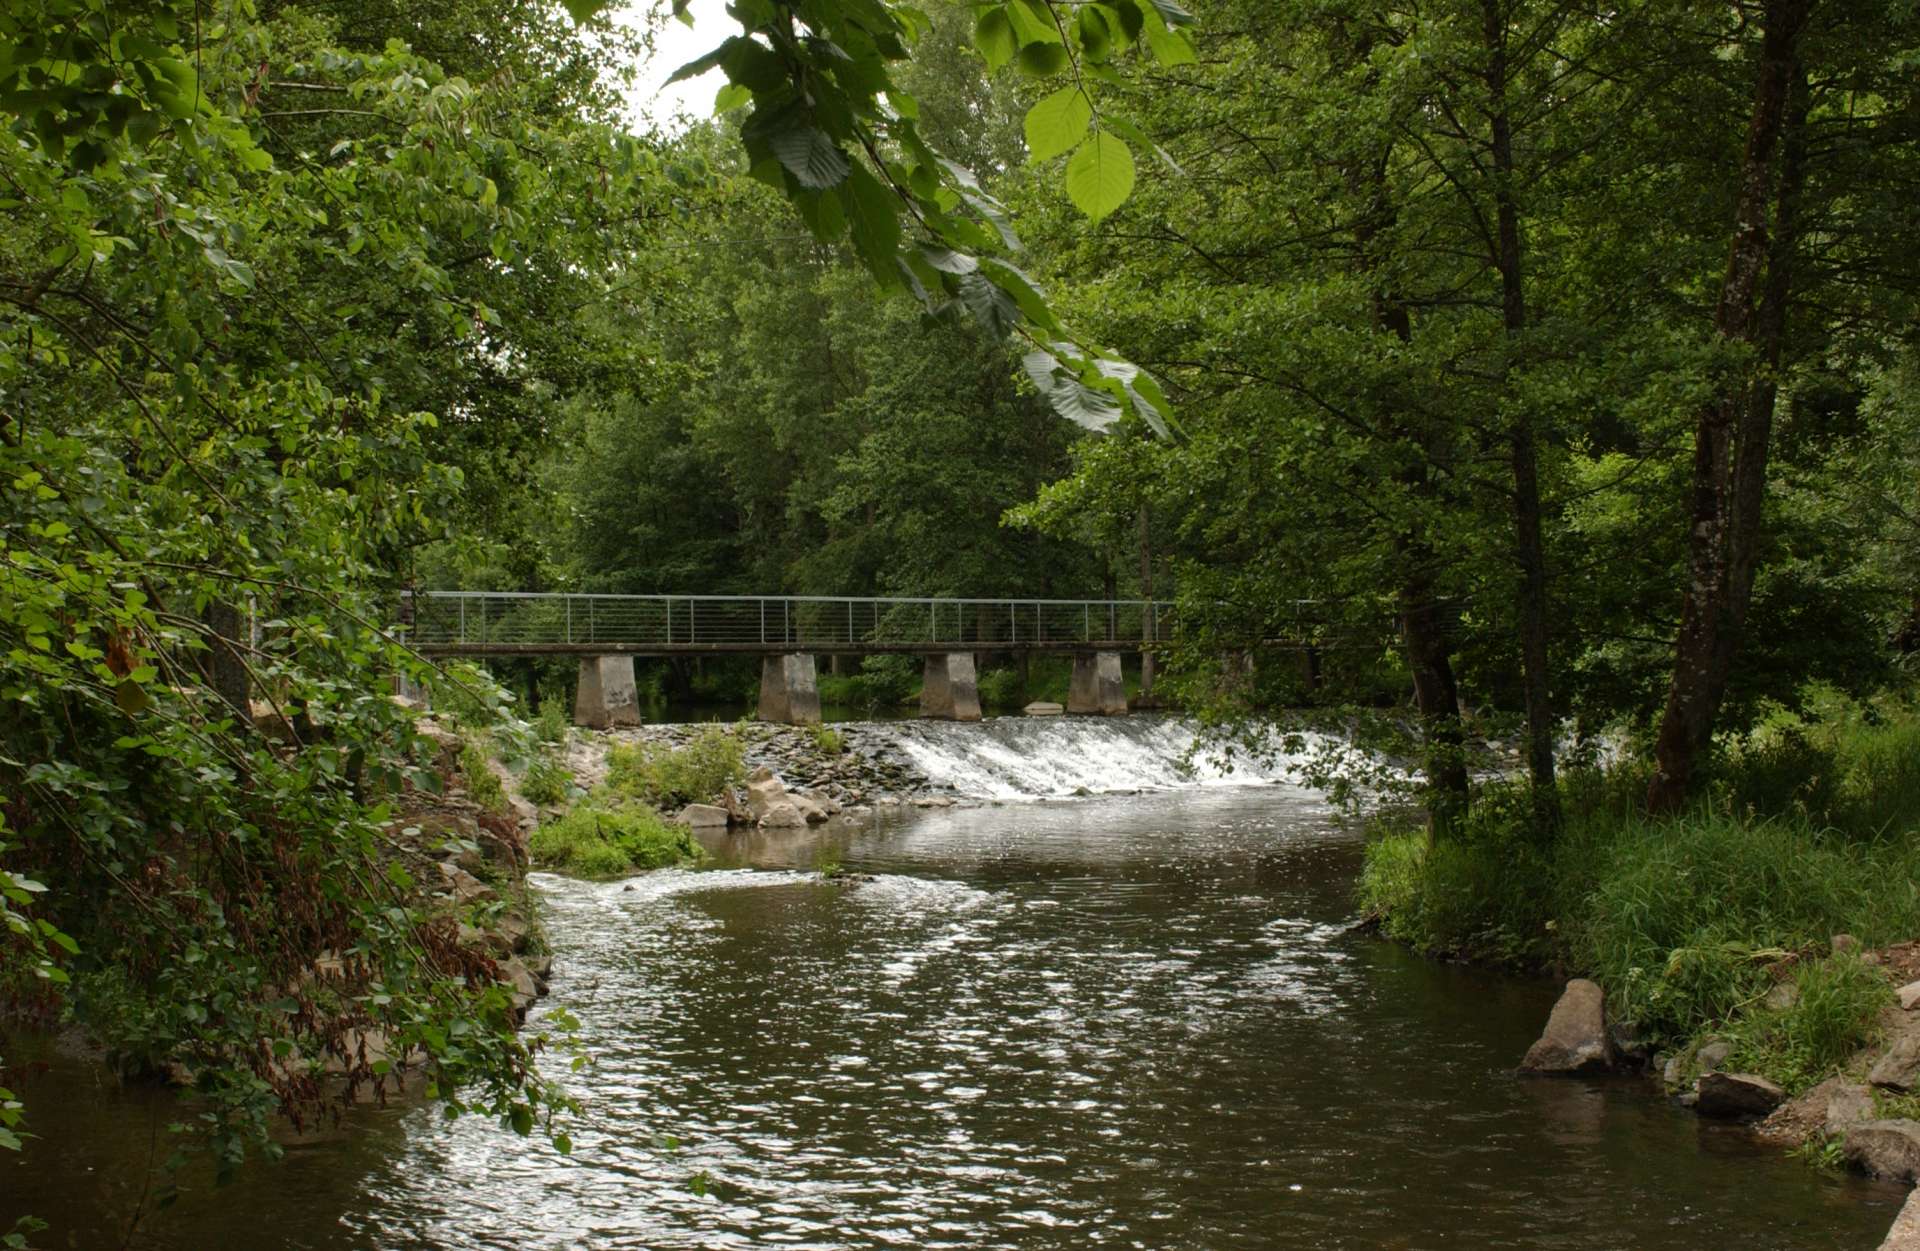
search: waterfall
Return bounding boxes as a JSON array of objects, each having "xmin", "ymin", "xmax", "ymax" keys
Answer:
[{"xmin": 845, "ymin": 715, "xmax": 1331, "ymax": 801}]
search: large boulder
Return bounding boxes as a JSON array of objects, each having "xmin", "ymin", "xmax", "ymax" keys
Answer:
[
  {"xmin": 1881, "ymin": 1186, "xmax": 1920, "ymax": 1250},
  {"xmin": 758, "ymin": 800, "xmax": 807, "ymax": 828},
  {"xmin": 788, "ymin": 793, "xmax": 830, "ymax": 825},
  {"xmin": 1826, "ymin": 1083, "xmax": 1879, "ymax": 1136},
  {"xmin": 1520, "ymin": 979, "xmax": 1615, "ymax": 1075},
  {"xmin": 746, "ymin": 766, "xmax": 790, "ymax": 821},
  {"xmin": 1846, "ymin": 1120, "xmax": 1920, "ymax": 1183},
  {"xmin": 1871, "ymin": 1035, "xmax": 1920, "ymax": 1092},
  {"xmin": 674, "ymin": 803, "xmax": 731, "ymax": 829},
  {"xmin": 1695, "ymin": 1071, "xmax": 1786, "ymax": 1119}
]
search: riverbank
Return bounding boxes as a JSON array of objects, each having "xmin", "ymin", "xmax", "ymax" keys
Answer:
[{"xmin": 1357, "ymin": 698, "xmax": 1920, "ymax": 1202}]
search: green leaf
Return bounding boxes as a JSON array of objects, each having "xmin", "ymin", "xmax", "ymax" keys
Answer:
[
  {"xmin": 1102, "ymin": 115, "xmax": 1183, "ymax": 174},
  {"xmin": 1016, "ymin": 43, "xmax": 1070, "ymax": 77},
  {"xmin": 1049, "ymin": 376, "xmax": 1124, "ymax": 432},
  {"xmin": 713, "ymin": 83, "xmax": 751, "ymax": 115},
  {"xmin": 841, "ymin": 164, "xmax": 903, "ymax": 287},
  {"xmin": 1065, "ymin": 129, "xmax": 1135, "ymax": 222},
  {"xmin": 957, "ymin": 272, "xmax": 1020, "ymax": 339},
  {"xmin": 1147, "ymin": 0, "xmax": 1197, "ymax": 26},
  {"xmin": 561, "ymin": 0, "xmax": 609, "ymax": 23},
  {"xmin": 973, "ymin": 8, "xmax": 1017, "ymax": 72},
  {"xmin": 768, "ymin": 121, "xmax": 851, "ymax": 190},
  {"xmin": 1006, "ymin": 0, "xmax": 1065, "ymax": 46},
  {"xmin": 1024, "ymin": 86, "xmax": 1091, "ymax": 164},
  {"xmin": 1145, "ymin": 24, "xmax": 1198, "ymax": 66}
]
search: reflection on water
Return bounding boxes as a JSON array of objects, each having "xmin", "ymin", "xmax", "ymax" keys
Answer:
[{"xmin": 4, "ymin": 788, "xmax": 1905, "ymax": 1249}]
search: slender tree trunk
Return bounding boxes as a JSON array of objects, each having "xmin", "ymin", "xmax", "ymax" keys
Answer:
[
  {"xmin": 201, "ymin": 600, "xmax": 251, "ymax": 720},
  {"xmin": 1647, "ymin": 1, "xmax": 1812, "ymax": 812},
  {"xmin": 1138, "ymin": 503, "xmax": 1156, "ymax": 703},
  {"xmin": 1484, "ymin": 0, "xmax": 1560, "ymax": 834}
]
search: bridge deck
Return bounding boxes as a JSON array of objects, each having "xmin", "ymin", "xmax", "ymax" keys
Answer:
[{"xmin": 406, "ymin": 592, "xmax": 1165, "ymax": 658}]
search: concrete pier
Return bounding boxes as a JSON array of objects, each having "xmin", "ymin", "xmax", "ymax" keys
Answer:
[
  {"xmin": 920, "ymin": 653, "xmax": 982, "ymax": 721},
  {"xmin": 574, "ymin": 655, "xmax": 641, "ymax": 729},
  {"xmin": 1067, "ymin": 651, "xmax": 1127, "ymax": 716},
  {"xmin": 758, "ymin": 653, "xmax": 822, "ymax": 725}
]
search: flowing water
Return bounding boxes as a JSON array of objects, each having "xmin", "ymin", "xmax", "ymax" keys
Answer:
[{"xmin": 4, "ymin": 721, "xmax": 1906, "ymax": 1249}]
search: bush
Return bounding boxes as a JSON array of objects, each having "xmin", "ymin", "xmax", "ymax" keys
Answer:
[
  {"xmin": 533, "ymin": 698, "xmax": 570, "ymax": 747},
  {"xmin": 977, "ymin": 666, "xmax": 1025, "ymax": 711},
  {"xmin": 458, "ymin": 736, "xmax": 509, "ymax": 814},
  {"xmin": 1726, "ymin": 955, "xmax": 1891, "ymax": 1093},
  {"xmin": 819, "ymin": 655, "xmax": 917, "ymax": 713},
  {"xmin": 528, "ymin": 806, "xmax": 702, "ymax": 878},
  {"xmin": 808, "ymin": 724, "xmax": 844, "ymax": 755},
  {"xmin": 605, "ymin": 724, "xmax": 747, "ymax": 809},
  {"xmin": 520, "ymin": 754, "xmax": 573, "ymax": 806}
]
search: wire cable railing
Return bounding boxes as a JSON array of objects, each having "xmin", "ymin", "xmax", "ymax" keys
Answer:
[{"xmin": 403, "ymin": 592, "xmax": 1167, "ymax": 652}]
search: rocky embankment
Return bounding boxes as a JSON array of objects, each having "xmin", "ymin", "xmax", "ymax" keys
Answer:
[{"xmin": 1519, "ymin": 942, "xmax": 1920, "ymax": 1249}]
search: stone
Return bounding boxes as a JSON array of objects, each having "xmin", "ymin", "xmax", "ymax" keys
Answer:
[
  {"xmin": 798, "ymin": 788, "xmax": 842, "ymax": 816},
  {"xmin": 1695, "ymin": 1071, "xmax": 1786, "ymax": 1119},
  {"xmin": 1834, "ymin": 933, "xmax": 1863, "ymax": 956},
  {"xmin": 1899, "ymin": 980, "xmax": 1920, "ymax": 1011},
  {"xmin": 573, "ymin": 655, "xmax": 642, "ymax": 730},
  {"xmin": 788, "ymin": 793, "xmax": 830, "ymax": 824},
  {"xmin": 920, "ymin": 653, "xmax": 983, "ymax": 721},
  {"xmin": 758, "ymin": 653, "xmax": 822, "ymax": 726},
  {"xmin": 758, "ymin": 800, "xmax": 807, "ymax": 828},
  {"xmin": 746, "ymin": 769, "xmax": 790, "ymax": 820},
  {"xmin": 1067, "ymin": 651, "xmax": 1128, "ymax": 716},
  {"xmin": 1519, "ymin": 979, "xmax": 1615, "ymax": 1075},
  {"xmin": 1662, "ymin": 1053, "xmax": 1686, "ymax": 1090},
  {"xmin": 1827, "ymin": 1083, "xmax": 1879, "ymax": 1137},
  {"xmin": 675, "ymin": 803, "xmax": 731, "ymax": 829},
  {"xmin": 437, "ymin": 861, "xmax": 496, "ymax": 903},
  {"xmin": 1696, "ymin": 1040, "xmax": 1733, "ymax": 1074},
  {"xmin": 1870, "ymin": 1034, "xmax": 1920, "ymax": 1092},
  {"xmin": 1024, "ymin": 701, "xmax": 1065, "ymax": 716},
  {"xmin": 1764, "ymin": 980, "xmax": 1801, "ymax": 1011},
  {"xmin": 1846, "ymin": 1120, "xmax": 1920, "ymax": 1183},
  {"xmin": 500, "ymin": 957, "xmax": 540, "ymax": 1012},
  {"xmin": 1880, "ymin": 1185, "xmax": 1920, "ymax": 1250},
  {"xmin": 1608, "ymin": 1021, "xmax": 1652, "ymax": 1067}
]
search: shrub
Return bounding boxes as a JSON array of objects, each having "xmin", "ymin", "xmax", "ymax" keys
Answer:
[
  {"xmin": 458, "ymin": 736, "xmax": 509, "ymax": 814},
  {"xmin": 520, "ymin": 754, "xmax": 573, "ymax": 806},
  {"xmin": 808, "ymin": 724, "xmax": 844, "ymax": 755},
  {"xmin": 605, "ymin": 724, "xmax": 747, "ymax": 808},
  {"xmin": 977, "ymin": 666, "xmax": 1024, "ymax": 711},
  {"xmin": 1726, "ymin": 955, "xmax": 1891, "ymax": 1093},
  {"xmin": 533, "ymin": 699, "xmax": 569, "ymax": 747},
  {"xmin": 528, "ymin": 806, "xmax": 702, "ymax": 878}
]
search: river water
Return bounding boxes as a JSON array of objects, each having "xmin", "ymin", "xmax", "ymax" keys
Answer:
[{"xmin": 4, "ymin": 722, "xmax": 1907, "ymax": 1249}]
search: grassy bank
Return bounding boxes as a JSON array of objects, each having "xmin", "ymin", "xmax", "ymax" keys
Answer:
[{"xmin": 1360, "ymin": 697, "xmax": 1920, "ymax": 1092}]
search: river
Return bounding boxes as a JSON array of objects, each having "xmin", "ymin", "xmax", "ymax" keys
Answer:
[{"xmin": 3, "ymin": 722, "xmax": 1907, "ymax": 1248}]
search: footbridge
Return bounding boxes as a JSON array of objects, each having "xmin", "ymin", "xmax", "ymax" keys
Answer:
[{"xmin": 403, "ymin": 592, "xmax": 1164, "ymax": 728}]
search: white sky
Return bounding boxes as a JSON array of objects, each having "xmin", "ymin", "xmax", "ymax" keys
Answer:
[{"xmin": 618, "ymin": 0, "xmax": 731, "ymax": 131}]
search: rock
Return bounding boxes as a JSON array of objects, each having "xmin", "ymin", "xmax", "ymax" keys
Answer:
[
  {"xmin": 798, "ymin": 788, "xmax": 843, "ymax": 816},
  {"xmin": 788, "ymin": 794, "xmax": 830, "ymax": 824},
  {"xmin": 1834, "ymin": 933, "xmax": 1862, "ymax": 956},
  {"xmin": 1024, "ymin": 701, "xmax": 1065, "ymax": 716},
  {"xmin": 437, "ymin": 861, "xmax": 496, "ymax": 903},
  {"xmin": 1695, "ymin": 1071, "xmax": 1786, "ymax": 1119},
  {"xmin": 1608, "ymin": 1021, "xmax": 1653, "ymax": 1066},
  {"xmin": 1764, "ymin": 981, "xmax": 1800, "ymax": 1012},
  {"xmin": 913, "ymin": 796, "xmax": 955, "ymax": 808},
  {"xmin": 1826, "ymin": 1083, "xmax": 1879, "ymax": 1136},
  {"xmin": 1880, "ymin": 1186, "xmax": 1920, "ymax": 1250},
  {"xmin": 1846, "ymin": 1120, "xmax": 1920, "ymax": 1183},
  {"xmin": 746, "ymin": 769, "xmax": 791, "ymax": 820},
  {"xmin": 499, "ymin": 958, "xmax": 540, "ymax": 1012},
  {"xmin": 1899, "ymin": 981, "xmax": 1920, "ymax": 1011},
  {"xmin": 496, "ymin": 913, "xmax": 532, "ymax": 954},
  {"xmin": 758, "ymin": 800, "xmax": 807, "ymax": 828},
  {"xmin": 675, "ymin": 803, "xmax": 731, "ymax": 829},
  {"xmin": 526, "ymin": 954, "xmax": 554, "ymax": 986},
  {"xmin": 1871, "ymin": 1034, "xmax": 1920, "ymax": 1092},
  {"xmin": 1519, "ymin": 979, "xmax": 1615, "ymax": 1075},
  {"xmin": 1662, "ymin": 1053, "xmax": 1686, "ymax": 1090},
  {"xmin": 1696, "ymin": 1040, "xmax": 1733, "ymax": 1074}
]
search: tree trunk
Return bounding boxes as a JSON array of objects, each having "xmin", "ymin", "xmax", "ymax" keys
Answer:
[
  {"xmin": 201, "ymin": 599, "xmax": 251, "ymax": 720},
  {"xmin": 1484, "ymin": 0, "xmax": 1560, "ymax": 835},
  {"xmin": 1647, "ymin": 1, "xmax": 1812, "ymax": 812},
  {"xmin": 1138, "ymin": 503, "xmax": 1156, "ymax": 703}
]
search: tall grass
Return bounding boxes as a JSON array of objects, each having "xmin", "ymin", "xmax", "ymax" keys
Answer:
[{"xmin": 1360, "ymin": 697, "xmax": 1920, "ymax": 1079}]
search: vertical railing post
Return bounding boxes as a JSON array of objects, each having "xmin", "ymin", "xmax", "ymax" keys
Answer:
[
  {"xmin": 458, "ymin": 596, "xmax": 466, "ymax": 644},
  {"xmin": 1109, "ymin": 601, "xmax": 1117, "ymax": 642},
  {"xmin": 760, "ymin": 599, "xmax": 766, "ymax": 645},
  {"xmin": 566, "ymin": 597, "xmax": 572, "ymax": 645},
  {"xmin": 666, "ymin": 597, "xmax": 672, "ymax": 645}
]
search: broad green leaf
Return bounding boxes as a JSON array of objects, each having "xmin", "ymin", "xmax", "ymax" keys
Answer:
[
  {"xmin": 768, "ymin": 121, "xmax": 851, "ymax": 190},
  {"xmin": 1049, "ymin": 376, "xmax": 1124, "ymax": 431},
  {"xmin": 1102, "ymin": 115, "xmax": 1183, "ymax": 174},
  {"xmin": 713, "ymin": 83, "xmax": 751, "ymax": 114},
  {"xmin": 1024, "ymin": 86, "xmax": 1091, "ymax": 164},
  {"xmin": 1006, "ymin": 0, "xmax": 1064, "ymax": 46},
  {"xmin": 1145, "ymin": 24, "xmax": 1198, "ymax": 66},
  {"xmin": 973, "ymin": 8, "xmax": 1017, "ymax": 71},
  {"xmin": 1147, "ymin": 0, "xmax": 1197, "ymax": 26},
  {"xmin": 957, "ymin": 272, "xmax": 1020, "ymax": 339},
  {"xmin": 1016, "ymin": 43, "xmax": 1070, "ymax": 77},
  {"xmin": 1065, "ymin": 129, "xmax": 1135, "ymax": 222},
  {"xmin": 842, "ymin": 164, "xmax": 904, "ymax": 288}
]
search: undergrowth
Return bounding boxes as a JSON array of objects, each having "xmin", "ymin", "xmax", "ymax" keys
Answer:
[
  {"xmin": 1360, "ymin": 693, "xmax": 1920, "ymax": 1091},
  {"xmin": 528, "ymin": 806, "xmax": 702, "ymax": 878},
  {"xmin": 605, "ymin": 724, "xmax": 746, "ymax": 808}
]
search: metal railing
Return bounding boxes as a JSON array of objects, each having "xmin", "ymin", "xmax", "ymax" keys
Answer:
[{"xmin": 403, "ymin": 592, "xmax": 1166, "ymax": 651}]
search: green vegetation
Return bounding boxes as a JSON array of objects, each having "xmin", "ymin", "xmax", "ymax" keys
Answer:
[
  {"xmin": 1362, "ymin": 699, "xmax": 1920, "ymax": 1090},
  {"xmin": 808, "ymin": 725, "xmax": 846, "ymax": 756},
  {"xmin": 460, "ymin": 738, "xmax": 511, "ymax": 815},
  {"xmin": 533, "ymin": 701, "xmax": 572, "ymax": 749},
  {"xmin": 520, "ymin": 756, "xmax": 575, "ymax": 808},
  {"xmin": 605, "ymin": 725, "xmax": 748, "ymax": 809},
  {"xmin": 529, "ymin": 807, "xmax": 702, "ymax": 879}
]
